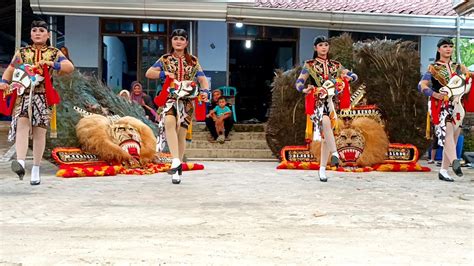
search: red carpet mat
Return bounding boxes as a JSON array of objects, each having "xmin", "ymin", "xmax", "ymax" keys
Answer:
[
  {"xmin": 57, "ymin": 162, "xmax": 204, "ymax": 178},
  {"xmin": 277, "ymin": 161, "xmax": 430, "ymax": 172}
]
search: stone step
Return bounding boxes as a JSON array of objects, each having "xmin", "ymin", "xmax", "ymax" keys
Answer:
[
  {"xmin": 192, "ymin": 123, "xmax": 265, "ymax": 132},
  {"xmin": 187, "ymin": 139, "xmax": 269, "ymax": 149},
  {"xmin": 185, "ymin": 148, "xmax": 276, "ymax": 159},
  {"xmin": 192, "ymin": 131, "xmax": 266, "ymax": 141}
]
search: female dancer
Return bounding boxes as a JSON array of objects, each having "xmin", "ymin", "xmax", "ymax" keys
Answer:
[
  {"xmin": 295, "ymin": 36, "xmax": 357, "ymax": 182},
  {"xmin": 146, "ymin": 29, "xmax": 209, "ymax": 184},
  {"xmin": 0, "ymin": 20, "xmax": 74, "ymax": 185},
  {"xmin": 418, "ymin": 38, "xmax": 470, "ymax": 182}
]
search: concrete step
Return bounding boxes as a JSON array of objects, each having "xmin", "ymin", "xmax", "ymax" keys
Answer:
[
  {"xmin": 192, "ymin": 123, "xmax": 265, "ymax": 132},
  {"xmin": 185, "ymin": 148, "xmax": 275, "ymax": 159},
  {"xmin": 192, "ymin": 131, "xmax": 266, "ymax": 141},
  {"xmin": 187, "ymin": 139, "xmax": 269, "ymax": 149}
]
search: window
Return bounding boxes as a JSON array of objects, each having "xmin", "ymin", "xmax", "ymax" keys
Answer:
[{"xmin": 142, "ymin": 23, "xmax": 166, "ymax": 33}]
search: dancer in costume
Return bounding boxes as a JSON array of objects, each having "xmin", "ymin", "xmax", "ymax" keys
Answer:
[
  {"xmin": 145, "ymin": 29, "xmax": 209, "ymax": 184},
  {"xmin": 295, "ymin": 36, "xmax": 357, "ymax": 182},
  {"xmin": 0, "ymin": 20, "xmax": 74, "ymax": 185},
  {"xmin": 418, "ymin": 38, "xmax": 471, "ymax": 182}
]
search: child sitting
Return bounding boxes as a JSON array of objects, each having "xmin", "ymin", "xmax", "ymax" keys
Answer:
[{"xmin": 206, "ymin": 96, "xmax": 232, "ymax": 143}]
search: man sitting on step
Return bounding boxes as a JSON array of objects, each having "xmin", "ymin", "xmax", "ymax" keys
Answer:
[
  {"xmin": 207, "ymin": 96, "xmax": 232, "ymax": 143},
  {"xmin": 205, "ymin": 89, "xmax": 234, "ymax": 142}
]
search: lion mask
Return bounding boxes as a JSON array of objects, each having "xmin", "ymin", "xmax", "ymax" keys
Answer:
[
  {"xmin": 76, "ymin": 115, "xmax": 156, "ymax": 167},
  {"xmin": 311, "ymin": 117, "xmax": 389, "ymax": 167}
]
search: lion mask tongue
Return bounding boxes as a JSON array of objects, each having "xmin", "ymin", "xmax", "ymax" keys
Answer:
[
  {"xmin": 338, "ymin": 148, "xmax": 362, "ymax": 163},
  {"xmin": 128, "ymin": 146, "xmax": 139, "ymax": 158},
  {"xmin": 342, "ymin": 149, "xmax": 357, "ymax": 162},
  {"xmin": 120, "ymin": 140, "xmax": 141, "ymax": 160}
]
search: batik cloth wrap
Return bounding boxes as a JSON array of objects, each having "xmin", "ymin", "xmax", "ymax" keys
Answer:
[
  {"xmin": 153, "ymin": 53, "xmax": 207, "ymax": 148},
  {"xmin": 302, "ymin": 58, "xmax": 344, "ymax": 141},
  {"xmin": 8, "ymin": 45, "xmax": 60, "ymax": 142},
  {"xmin": 424, "ymin": 62, "xmax": 463, "ymax": 147}
]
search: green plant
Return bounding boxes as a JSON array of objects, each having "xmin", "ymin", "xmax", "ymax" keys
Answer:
[
  {"xmin": 463, "ymin": 132, "xmax": 474, "ymax": 154},
  {"xmin": 453, "ymin": 38, "xmax": 474, "ymax": 67}
]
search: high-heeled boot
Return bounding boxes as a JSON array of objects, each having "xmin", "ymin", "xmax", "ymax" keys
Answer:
[
  {"xmin": 452, "ymin": 159, "xmax": 463, "ymax": 177},
  {"xmin": 319, "ymin": 166, "xmax": 328, "ymax": 182},
  {"xmin": 330, "ymin": 152, "xmax": 340, "ymax": 168},
  {"xmin": 30, "ymin": 165, "xmax": 41, "ymax": 186},
  {"xmin": 11, "ymin": 160, "xmax": 25, "ymax": 180},
  {"xmin": 171, "ymin": 172, "xmax": 181, "ymax": 184},
  {"xmin": 168, "ymin": 158, "xmax": 182, "ymax": 184}
]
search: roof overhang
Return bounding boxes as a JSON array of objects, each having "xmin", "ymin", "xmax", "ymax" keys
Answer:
[
  {"xmin": 30, "ymin": 0, "xmax": 255, "ymax": 21},
  {"xmin": 228, "ymin": 6, "xmax": 474, "ymax": 38},
  {"xmin": 454, "ymin": 0, "xmax": 474, "ymax": 16},
  {"xmin": 30, "ymin": 0, "xmax": 474, "ymax": 37}
]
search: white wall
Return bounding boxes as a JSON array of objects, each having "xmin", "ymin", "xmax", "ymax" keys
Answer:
[
  {"xmin": 103, "ymin": 36, "xmax": 127, "ymax": 89},
  {"xmin": 197, "ymin": 21, "xmax": 227, "ymax": 71},
  {"xmin": 420, "ymin": 36, "xmax": 440, "ymax": 74},
  {"xmin": 65, "ymin": 16, "xmax": 99, "ymax": 68},
  {"xmin": 299, "ymin": 28, "xmax": 328, "ymax": 65}
]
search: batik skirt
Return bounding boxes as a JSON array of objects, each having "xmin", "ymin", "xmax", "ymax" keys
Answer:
[{"xmin": 8, "ymin": 92, "xmax": 51, "ymax": 142}]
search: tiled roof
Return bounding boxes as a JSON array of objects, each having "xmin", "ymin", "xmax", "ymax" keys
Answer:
[{"xmin": 255, "ymin": 0, "xmax": 458, "ymax": 16}]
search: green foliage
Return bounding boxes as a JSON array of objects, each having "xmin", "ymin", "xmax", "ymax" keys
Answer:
[
  {"xmin": 453, "ymin": 38, "xmax": 474, "ymax": 68},
  {"xmin": 463, "ymin": 132, "xmax": 474, "ymax": 154}
]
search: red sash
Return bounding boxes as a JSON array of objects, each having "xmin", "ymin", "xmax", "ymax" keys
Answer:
[
  {"xmin": 43, "ymin": 64, "xmax": 60, "ymax": 106},
  {"xmin": 0, "ymin": 90, "xmax": 17, "ymax": 116},
  {"xmin": 154, "ymin": 76, "xmax": 172, "ymax": 107},
  {"xmin": 463, "ymin": 76, "xmax": 474, "ymax": 112},
  {"xmin": 339, "ymin": 79, "xmax": 351, "ymax": 109},
  {"xmin": 305, "ymin": 89, "xmax": 315, "ymax": 115}
]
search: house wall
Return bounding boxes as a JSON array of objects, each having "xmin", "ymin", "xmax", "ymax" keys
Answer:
[
  {"xmin": 62, "ymin": 16, "xmax": 451, "ymax": 87},
  {"xmin": 103, "ymin": 36, "xmax": 127, "ymax": 90},
  {"xmin": 64, "ymin": 16, "xmax": 99, "ymax": 74},
  {"xmin": 299, "ymin": 28, "xmax": 329, "ymax": 65},
  {"xmin": 420, "ymin": 36, "xmax": 440, "ymax": 74},
  {"xmin": 197, "ymin": 21, "xmax": 228, "ymax": 89}
]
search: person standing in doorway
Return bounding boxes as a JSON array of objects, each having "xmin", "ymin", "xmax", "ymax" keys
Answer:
[
  {"xmin": 418, "ymin": 37, "xmax": 471, "ymax": 182},
  {"xmin": 295, "ymin": 36, "xmax": 357, "ymax": 182},
  {"xmin": 0, "ymin": 20, "xmax": 74, "ymax": 185},
  {"xmin": 145, "ymin": 29, "xmax": 209, "ymax": 184}
]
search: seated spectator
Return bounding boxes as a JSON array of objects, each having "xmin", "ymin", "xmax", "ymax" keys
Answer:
[
  {"xmin": 130, "ymin": 81, "xmax": 157, "ymax": 122},
  {"xmin": 118, "ymin": 89, "xmax": 131, "ymax": 103},
  {"xmin": 205, "ymin": 89, "xmax": 234, "ymax": 142},
  {"xmin": 207, "ymin": 96, "xmax": 232, "ymax": 143}
]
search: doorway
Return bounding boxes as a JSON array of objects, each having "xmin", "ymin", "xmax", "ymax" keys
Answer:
[
  {"xmin": 102, "ymin": 36, "xmax": 138, "ymax": 93},
  {"xmin": 229, "ymin": 40, "xmax": 296, "ymax": 122}
]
